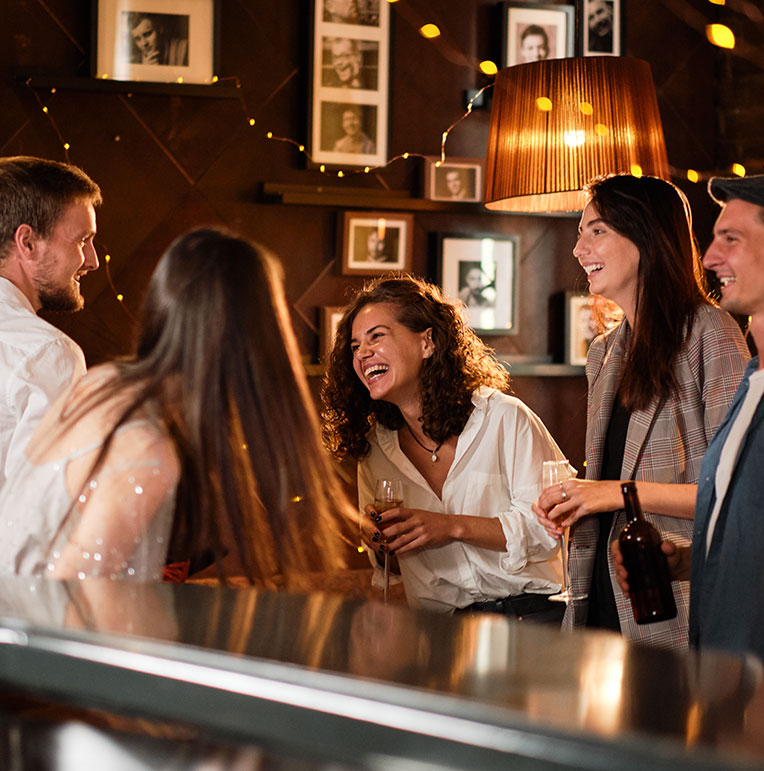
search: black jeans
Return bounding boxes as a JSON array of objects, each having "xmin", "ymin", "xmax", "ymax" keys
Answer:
[{"xmin": 455, "ymin": 592, "xmax": 565, "ymax": 625}]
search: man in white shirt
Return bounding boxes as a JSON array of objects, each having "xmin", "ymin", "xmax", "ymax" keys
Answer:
[
  {"xmin": 0, "ymin": 156, "xmax": 101, "ymax": 490},
  {"xmin": 613, "ymin": 174, "xmax": 764, "ymax": 663}
]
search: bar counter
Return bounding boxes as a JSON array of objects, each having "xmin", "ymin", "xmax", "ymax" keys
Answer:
[{"xmin": 0, "ymin": 578, "xmax": 761, "ymax": 769}]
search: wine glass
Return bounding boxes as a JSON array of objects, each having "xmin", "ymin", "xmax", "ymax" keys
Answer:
[
  {"xmin": 542, "ymin": 460, "xmax": 587, "ymax": 603},
  {"xmin": 373, "ymin": 479, "xmax": 403, "ymax": 604}
]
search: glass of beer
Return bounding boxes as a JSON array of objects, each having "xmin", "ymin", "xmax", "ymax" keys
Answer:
[
  {"xmin": 542, "ymin": 460, "xmax": 586, "ymax": 603},
  {"xmin": 373, "ymin": 478, "xmax": 403, "ymax": 604}
]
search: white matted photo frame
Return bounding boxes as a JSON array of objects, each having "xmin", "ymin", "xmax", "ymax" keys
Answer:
[
  {"xmin": 92, "ymin": 0, "xmax": 217, "ymax": 84},
  {"xmin": 580, "ymin": 0, "xmax": 621, "ymax": 56},
  {"xmin": 424, "ymin": 157, "xmax": 483, "ymax": 203},
  {"xmin": 503, "ymin": 2, "xmax": 575, "ymax": 67},
  {"xmin": 439, "ymin": 234, "xmax": 519, "ymax": 334},
  {"xmin": 311, "ymin": 0, "xmax": 389, "ymax": 167},
  {"xmin": 319, "ymin": 305, "xmax": 344, "ymax": 362},
  {"xmin": 341, "ymin": 211, "xmax": 413, "ymax": 276},
  {"xmin": 565, "ymin": 292, "xmax": 623, "ymax": 365}
]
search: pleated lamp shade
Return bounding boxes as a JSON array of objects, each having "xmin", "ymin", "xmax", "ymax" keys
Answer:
[{"xmin": 483, "ymin": 57, "xmax": 670, "ymax": 213}]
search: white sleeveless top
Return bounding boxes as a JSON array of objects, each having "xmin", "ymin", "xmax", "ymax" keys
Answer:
[{"xmin": 0, "ymin": 367, "xmax": 180, "ymax": 581}]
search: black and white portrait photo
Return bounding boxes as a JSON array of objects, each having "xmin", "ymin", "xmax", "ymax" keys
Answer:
[
  {"xmin": 123, "ymin": 11, "xmax": 189, "ymax": 66},
  {"xmin": 341, "ymin": 212, "xmax": 413, "ymax": 275},
  {"xmin": 321, "ymin": 37, "xmax": 378, "ymax": 90},
  {"xmin": 425, "ymin": 158, "xmax": 483, "ymax": 202},
  {"xmin": 320, "ymin": 102, "xmax": 377, "ymax": 155},
  {"xmin": 503, "ymin": 3, "xmax": 574, "ymax": 67},
  {"xmin": 323, "ymin": 0, "xmax": 380, "ymax": 27},
  {"xmin": 582, "ymin": 0, "xmax": 620, "ymax": 55}
]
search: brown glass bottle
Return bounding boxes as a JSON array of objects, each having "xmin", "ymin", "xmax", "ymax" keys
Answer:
[{"xmin": 618, "ymin": 481, "xmax": 677, "ymax": 625}]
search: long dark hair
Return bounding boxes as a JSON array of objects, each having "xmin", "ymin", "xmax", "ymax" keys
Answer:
[
  {"xmin": 59, "ymin": 228, "xmax": 352, "ymax": 585},
  {"xmin": 321, "ymin": 275, "xmax": 510, "ymax": 461},
  {"xmin": 586, "ymin": 174, "xmax": 709, "ymax": 411}
]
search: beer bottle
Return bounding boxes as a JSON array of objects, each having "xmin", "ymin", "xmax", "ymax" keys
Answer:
[{"xmin": 618, "ymin": 481, "xmax": 677, "ymax": 624}]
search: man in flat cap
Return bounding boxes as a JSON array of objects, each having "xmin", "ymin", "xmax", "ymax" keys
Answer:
[{"xmin": 615, "ymin": 174, "xmax": 764, "ymax": 663}]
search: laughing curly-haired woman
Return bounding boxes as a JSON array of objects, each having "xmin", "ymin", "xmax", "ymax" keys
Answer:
[{"xmin": 321, "ymin": 275, "xmax": 567, "ymax": 622}]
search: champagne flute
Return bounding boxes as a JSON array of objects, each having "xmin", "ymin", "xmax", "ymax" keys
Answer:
[
  {"xmin": 542, "ymin": 460, "xmax": 587, "ymax": 603},
  {"xmin": 373, "ymin": 478, "xmax": 403, "ymax": 604}
]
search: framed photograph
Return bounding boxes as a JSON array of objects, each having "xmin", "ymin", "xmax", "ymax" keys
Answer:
[
  {"xmin": 311, "ymin": 0, "xmax": 389, "ymax": 167},
  {"xmin": 580, "ymin": 0, "xmax": 621, "ymax": 56},
  {"xmin": 341, "ymin": 211, "xmax": 414, "ymax": 276},
  {"xmin": 319, "ymin": 305, "xmax": 344, "ymax": 361},
  {"xmin": 92, "ymin": 0, "xmax": 217, "ymax": 84},
  {"xmin": 565, "ymin": 293, "xmax": 623, "ymax": 365},
  {"xmin": 424, "ymin": 157, "xmax": 483, "ymax": 203},
  {"xmin": 503, "ymin": 2, "xmax": 575, "ymax": 67},
  {"xmin": 439, "ymin": 234, "xmax": 519, "ymax": 334}
]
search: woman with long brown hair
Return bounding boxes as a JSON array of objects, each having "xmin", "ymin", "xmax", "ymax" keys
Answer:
[
  {"xmin": 533, "ymin": 174, "xmax": 750, "ymax": 648},
  {"xmin": 322, "ymin": 275, "xmax": 566, "ymax": 621},
  {"xmin": 0, "ymin": 227, "xmax": 352, "ymax": 586}
]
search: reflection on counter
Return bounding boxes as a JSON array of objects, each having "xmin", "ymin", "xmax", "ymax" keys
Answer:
[{"xmin": 0, "ymin": 578, "xmax": 762, "ymax": 770}]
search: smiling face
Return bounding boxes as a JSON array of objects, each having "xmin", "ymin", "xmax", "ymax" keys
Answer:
[
  {"xmin": 350, "ymin": 302, "xmax": 433, "ymax": 407},
  {"xmin": 520, "ymin": 33, "xmax": 549, "ymax": 62},
  {"xmin": 30, "ymin": 200, "xmax": 98, "ymax": 312},
  {"xmin": 574, "ymin": 202, "xmax": 640, "ymax": 320},
  {"xmin": 331, "ymin": 38, "xmax": 361, "ymax": 84},
  {"xmin": 703, "ymin": 198, "xmax": 764, "ymax": 321},
  {"xmin": 588, "ymin": 0, "xmax": 613, "ymax": 37},
  {"xmin": 341, "ymin": 108, "xmax": 362, "ymax": 137}
]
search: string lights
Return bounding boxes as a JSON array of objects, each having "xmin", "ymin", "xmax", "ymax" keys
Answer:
[{"xmin": 22, "ymin": 4, "xmax": 758, "ymax": 311}]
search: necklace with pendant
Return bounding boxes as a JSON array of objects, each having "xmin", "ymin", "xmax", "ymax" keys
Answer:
[{"xmin": 406, "ymin": 423, "xmax": 443, "ymax": 462}]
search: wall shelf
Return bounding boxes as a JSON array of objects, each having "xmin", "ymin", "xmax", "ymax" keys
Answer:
[{"xmin": 15, "ymin": 73, "xmax": 241, "ymax": 99}]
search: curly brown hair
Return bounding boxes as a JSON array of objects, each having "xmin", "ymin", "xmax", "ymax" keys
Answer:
[{"xmin": 321, "ymin": 275, "xmax": 510, "ymax": 461}]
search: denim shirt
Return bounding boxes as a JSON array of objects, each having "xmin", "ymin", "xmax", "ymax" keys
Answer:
[{"xmin": 690, "ymin": 357, "xmax": 764, "ymax": 662}]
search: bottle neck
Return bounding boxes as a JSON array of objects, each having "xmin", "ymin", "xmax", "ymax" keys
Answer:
[{"xmin": 621, "ymin": 481, "xmax": 644, "ymax": 522}]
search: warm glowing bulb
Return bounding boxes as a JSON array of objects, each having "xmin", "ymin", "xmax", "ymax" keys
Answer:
[
  {"xmin": 63, "ymin": 143, "xmax": 70, "ymax": 150},
  {"xmin": 435, "ymin": 160, "xmax": 442, "ymax": 167},
  {"xmin": 176, "ymin": 77, "xmax": 184, "ymax": 84},
  {"xmin": 50, "ymin": 88, "xmax": 56, "ymax": 94},
  {"xmin": 104, "ymin": 254, "xmax": 111, "ymax": 263},
  {"xmin": 117, "ymin": 294, "xmax": 124, "ymax": 302},
  {"xmin": 298, "ymin": 144, "xmax": 305, "ymax": 152},
  {"xmin": 403, "ymin": 152, "xmax": 409, "ymax": 159},
  {"xmin": 419, "ymin": 23, "xmax": 441, "ymax": 39},
  {"xmin": 687, "ymin": 169, "xmax": 700, "ymax": 183},
  {"xmin": 267, "ymin": 131, "xmax": 273, "ymax": 138},
  {"xmin": 364, "ymin": 166, "xmax": 370, "ymax": 173},
  {"xmin": 706, "ymin": 23, "xmax": 735, "ymax": 48},
  {"xmin": 708, "ymin": 0, "xmax": 725, "ymax": 5},
  {"xmin": 536, "ymin": 97, "xmax": 552, "ymax": 111},
  {"xmin": 479, "ymin": 60, "xmax": 498, "ymax": 75},
  {"xmin": 594, "ymin": 123, "xmax": 609, "ymax": 136},
  {"xmin": 291, "ymin": 495, "xmax": 303, "ymax": 503},
  {"xmin": 212, "ymin": 75, "xmax": 219, "ymax": 83},
  {"xmin": 248, "ymin": 118, "xmax": 255, "ymax": 126},
  {"xmin": 630, "ymin": 164, "xmax": 643, "ymax": 177},
  {"xmin": 564, "ymin": 130, "xmax": 586, "ymax": 147},
  {"xmin": 42, "ymin": 106, "xmax": 48, "ymax": 113},
  {"xmin": 357, "ymin": 546, "xmax": 365, "ymax": 553},
  {"xmin": 338, "ymin": 170, "xmax": 344, "ymax": 177},
  {"xmin": 100, "ymin": 73, "xmax": 109, "ymax": 79},
  {"xmin": 579, "ymin": 101, "xmax": 593, "ymax": 115},
  {"xmin": 732, "ymin": 163, "xmax": 746, "ymax": 177},
  {"xmin": 319, "ymin": 164, "xmax": 326, "ymax": 172}
]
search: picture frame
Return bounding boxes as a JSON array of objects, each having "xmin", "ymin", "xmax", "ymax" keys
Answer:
[
  {"xmin": 439, "ymin": 234, "xmax": 519, "ymax": 334},
  {"xmin": 92, "ymin": 0, "xmax": 217, "ymax": 84},
  {"xmin": 564, "ymin": 292, "xmax": 623, "ymax": 365},
  {"xmin": 580, "ymin": 0, "xmax": 621, "ymax": 56},
  {"xmin": 311, "ymin": 0, "xmax": 389, "ymax": 167},
  {"xmin": 424, "ymin": 157, "xmax": 484, "ymax": 203},
  {"xmin": 319, "ymin": 305, "xmax": 344, "ymax": 362},
  {"xmin": 502, "ymin": 2, "xmax": 575, "ymax": 67},
  {"xmin": 341, "ymin": 211, "xmax": 414, "ymax": 276}
]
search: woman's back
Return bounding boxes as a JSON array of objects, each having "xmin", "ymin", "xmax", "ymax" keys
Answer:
[{"xmin": 0, "ymin": 365, "xmax": 180, "ymax": 580}]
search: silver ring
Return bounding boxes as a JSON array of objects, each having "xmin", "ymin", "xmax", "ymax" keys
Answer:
[{"xmin": 560, "ymin": 483, "xmax": 568, "ymax": 502}]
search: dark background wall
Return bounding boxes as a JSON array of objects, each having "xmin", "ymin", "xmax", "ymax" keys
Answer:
[{"xmin": 2, "ymin": 0, "xmax": 755, "ymax": 473}]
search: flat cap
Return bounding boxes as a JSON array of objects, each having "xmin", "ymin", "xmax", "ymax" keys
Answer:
[{"xmin": 708, "ymin": 174, "xmax": 764, "ymax": 208}]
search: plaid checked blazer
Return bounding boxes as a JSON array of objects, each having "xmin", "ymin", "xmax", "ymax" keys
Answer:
[{"xmin": 562, "ymin": 304, "xmax": 750, "ymax": 649}]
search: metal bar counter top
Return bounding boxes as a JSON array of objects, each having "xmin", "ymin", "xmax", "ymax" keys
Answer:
[{"xmin": 0, "ymin": 577, "xmax": 761, "ymax": 770}]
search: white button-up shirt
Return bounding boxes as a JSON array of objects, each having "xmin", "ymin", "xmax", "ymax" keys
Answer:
[
  {"xmin": 0, "ymin": 277, "xmax": 85, "ymax": 490},
  {"xmin": 357, "ymin": 387, "xmax": 565, "ymax": 612}
]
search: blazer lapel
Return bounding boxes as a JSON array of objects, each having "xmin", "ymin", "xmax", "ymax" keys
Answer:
[{"xmin": 586, "ymin": 322, "xmax": 627, "ymax": 480}]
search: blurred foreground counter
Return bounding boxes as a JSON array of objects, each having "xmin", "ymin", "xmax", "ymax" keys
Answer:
[{"xmin": 0, "ymin": 578, "xmax": 762, "ymax": 770}]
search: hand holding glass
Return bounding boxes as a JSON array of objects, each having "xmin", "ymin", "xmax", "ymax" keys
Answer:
[
  {"xmin": 542, "ymin": 460, "xmax": 586, "ymax": 603},
  {"xmin": 373, "ymin": 478, "xmax": 403, "ymax": 604}
]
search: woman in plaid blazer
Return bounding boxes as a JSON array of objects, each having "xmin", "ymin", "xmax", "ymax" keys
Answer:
[{"xmin": 533, "ymin": 174, "xmax": 750, "ymax": 648}]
